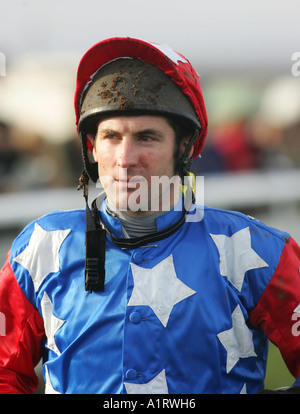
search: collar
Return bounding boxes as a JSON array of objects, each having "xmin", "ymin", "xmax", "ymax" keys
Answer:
[{"xmin": 99, "ymin": 197, "xmax": 185, "ymax": 239}]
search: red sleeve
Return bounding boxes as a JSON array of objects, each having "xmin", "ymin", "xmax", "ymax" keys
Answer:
[
  {"xmin": 249, "ymin": 236, "xmax": 300, "ymax": 378},
  {"xmin": 0, "ymin": 251, "xmax": 45, "ymax": 394}
]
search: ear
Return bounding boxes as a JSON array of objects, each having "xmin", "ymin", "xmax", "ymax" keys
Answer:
[
  {"xmin": 181, "ymin": 135, "xmax": 194, "ymax": 158},
  {"xmin": 87, "ymin": 134, "xmax": 98, "ymax": 162},
  {"xmin": 188, "ymin": 144, "xmax": 194, "ymax": 158}
]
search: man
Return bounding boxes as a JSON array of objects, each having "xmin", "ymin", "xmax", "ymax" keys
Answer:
[{"xmin": 0, "ymin": 37, "xmax": 299, "ymax": 394}]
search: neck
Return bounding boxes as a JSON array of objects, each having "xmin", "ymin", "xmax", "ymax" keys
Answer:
[{"xmin": 106, "ymin": 202, "xmax": 167, "ymax": 238}]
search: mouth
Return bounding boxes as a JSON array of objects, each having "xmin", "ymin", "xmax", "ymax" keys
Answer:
[
  {"xmin": 115, "ymin": 176, "xmax": 147, "ymax": 191},
  {"xmin": 116, "ymin": 176, "xmax": 147, "ymax": 183},
  {"xmin": 116, "ymin": 179, "xmax": 144, "ymax": 183}
]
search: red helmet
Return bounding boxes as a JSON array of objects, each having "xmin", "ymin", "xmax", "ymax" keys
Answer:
[{"xmin": 74, "ymin": 37, "xmax": 208, "ymax": 182}]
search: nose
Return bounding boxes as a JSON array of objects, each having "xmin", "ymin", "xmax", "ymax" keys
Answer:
[{"xmin": 117, "ymin": 138, "xmax": 138, "ymax": 168}]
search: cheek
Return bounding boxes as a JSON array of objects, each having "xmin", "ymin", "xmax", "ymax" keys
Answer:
[
  {"xmin": 143, "ymin": 148, "xmax": 175, "ymax": 177},
  {"xmin": 94, "ymin": 142, "xmax": 115, "ymax": 170},
  {"xmin": 97, "ymin": 158, "xmax": 112, "ymax": 178},
  {"xmin": 92, "ymin": 149, "xmax": 98, "ymax": 163}
]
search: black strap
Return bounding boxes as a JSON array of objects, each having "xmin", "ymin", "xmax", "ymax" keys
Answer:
[
  {"xmin": 178, "ymin": 128, "xmax": 199, "ymax": 180},
  {"xmin": 91, "ymin": 199, "xmax": 187, "ymax": 249},
  {"xmin": 79, "ymin": 171, "xmax": 106, "ymax": 293},
  {"xmin": 84, "ymin": 227, "xmax": 106, "ymax": 292}
]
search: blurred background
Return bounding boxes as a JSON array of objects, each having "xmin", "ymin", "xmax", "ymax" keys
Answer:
[{"xmin": 1, "ymin": 0, "xmax": 300, "ymax": 393}]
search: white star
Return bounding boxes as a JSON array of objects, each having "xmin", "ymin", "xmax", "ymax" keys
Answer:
[
  {"xmin": 41, "ymin": 291, "xmax": 65, "ymax": 355},
  {"xmin": 128, "ymin": 255, "xmax": 196, "ymax": 327},
  {"xmin": 14, "ymin": 223, "xmax": 71, "ymax": 292},
  {"xmin": 124, "ymin": 369, "xmax": 168, "ymax": 394},
  {"xmin": 210, "ymin": 227, "xmax": 268, "ymax": 291},
  {"xmin": 294, "ymin": 303, "xmax": 300, "ymax": 313},
  {"xmin": 150, "ymin": 42, "xmax": 187, "ymax": 65},
  {"xmin": 217, "ymin": 305, "xmax": 257, "ymax": 373}
]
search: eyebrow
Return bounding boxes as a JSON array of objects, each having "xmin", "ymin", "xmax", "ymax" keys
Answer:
[
  {"xmin": 97, "ymin": 128, "xmax": 165, "ymax": 139},
  {"xmin": 97, "ymin": 128, "xmax": 118, "ymax": 136},
  {"xmin": 134, "ymin": 128, "xmax": 164, "ymax": 138}
]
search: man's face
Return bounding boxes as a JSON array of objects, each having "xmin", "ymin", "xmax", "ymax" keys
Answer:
[{"xmin": 92, "ymin": 115, "xmax": 182, "ymax": 215}]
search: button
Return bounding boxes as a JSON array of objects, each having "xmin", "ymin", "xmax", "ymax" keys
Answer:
[
  {"xmin": 132, "ymin": 251, "xmax": 143, "ymax": 264},
  {"xmin": 129, "ymin": 312, "xmax": 142, "ymax": 324},
  {"xmin": 125, "ymin": 369, "xmax": 137, "ymax": 380}
]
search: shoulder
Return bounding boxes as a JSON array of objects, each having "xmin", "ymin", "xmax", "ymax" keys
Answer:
[
  {"xmin": 27, "ymin": 208, "xmax": 85, "ymax": 229},
  {"xmin": 186, "ymin": 204, "xmax": 290, "ymax": 265},
  {"xmin": 202, "ymin": 205, "xmax": 290, "ymax": 242},
  {"xmin": 10, "ymin": 209, "xmax": 86, "ymax": 257}
]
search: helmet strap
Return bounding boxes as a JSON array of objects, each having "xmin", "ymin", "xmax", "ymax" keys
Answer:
[
  {"xmin": 80, "ymin": 132, "xmax": 99, "ymax": 183},
  {"xmin": 178, "ymin": 129, "xmax": 199, "ymax": 203},
  {"xmin": 178, "ymin": 129, "xmax": 199, "ymax": 177}
]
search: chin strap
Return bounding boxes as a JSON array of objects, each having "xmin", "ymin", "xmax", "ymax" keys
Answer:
[{"xmin": 178, "ymin": 128, "xmax": 199, "ymax": 205}]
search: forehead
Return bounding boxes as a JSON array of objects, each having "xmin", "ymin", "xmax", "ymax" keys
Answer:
[{"xmin": 96, "ymin": 114, "xmax": 174, "ymax": 134}]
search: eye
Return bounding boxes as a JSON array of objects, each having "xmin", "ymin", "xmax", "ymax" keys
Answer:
[
  {"xmin": 136, "ymin": 129, "xmax": 163, "ymax": 143},
  {"xmin": 137, "ymin": 133, "xmax": 160, "ymax": 143},
  {"xmin": 139, "ymin": 135, "xmax": 154, "ymax": 142},
  {"xmin": 104, "ymin": 133, "xmax": 119, "ymax": 141}
]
